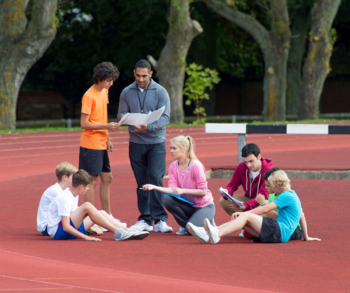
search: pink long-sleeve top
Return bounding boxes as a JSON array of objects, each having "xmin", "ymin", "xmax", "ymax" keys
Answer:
[{"xmin": 167, "ymin": 160, "xmax": 213, "ymax": 208}]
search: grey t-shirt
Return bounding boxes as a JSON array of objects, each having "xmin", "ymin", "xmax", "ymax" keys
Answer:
[{"xmin": 117, "ymin": 79, "xmax": 171, "ymax": 144}]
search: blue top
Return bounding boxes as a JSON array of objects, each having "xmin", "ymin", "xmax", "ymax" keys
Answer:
[
  {"xmin": 273, "ymin": 190, "xmax": 302, "ymax": 243},
  {"xmin": 117, "ymin": 79, "xmax": 170, "ymax": 144}
]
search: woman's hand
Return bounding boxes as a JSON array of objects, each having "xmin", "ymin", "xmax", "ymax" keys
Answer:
[
  {"xmin": 171, "ymin": 187, "xmax": 181, "ymax": 195},
  {"xmin": 140, "ymin": 184, "xmax": 156, "ymax": 191}
]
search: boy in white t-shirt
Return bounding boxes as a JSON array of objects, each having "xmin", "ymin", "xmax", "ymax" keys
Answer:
[
  {"xmin": 47, "ymin": 170, "xmax": 149, "ymax": 241},
  {"xmin": 37, "ymin": 162, "xmax": 77, "ymax": 235}
]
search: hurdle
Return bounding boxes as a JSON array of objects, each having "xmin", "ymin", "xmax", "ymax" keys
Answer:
[{"xmin": 205, "ymin": 123, "xmax": 350, "ymax": 164}]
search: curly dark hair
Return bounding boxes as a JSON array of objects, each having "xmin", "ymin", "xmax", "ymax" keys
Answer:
[{"xmin": 92, "ymin": 62, "xmax": 120, "ymax": 84}]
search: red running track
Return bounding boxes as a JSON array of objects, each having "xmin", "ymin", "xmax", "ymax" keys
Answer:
[{"xmin": 0, "ymin": 126, "xmax": 349, "ymax": 292}]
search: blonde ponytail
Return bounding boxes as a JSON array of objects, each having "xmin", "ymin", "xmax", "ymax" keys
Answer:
[{"xmin": 170, "ymin": 135, "xmax": 201, "ymax": 163}]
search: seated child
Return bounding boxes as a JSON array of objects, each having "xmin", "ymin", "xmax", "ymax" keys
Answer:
[
  {"xmin": 37, "ymin": 162, "xmax": 77, "ymax": 235},
  {"xmin": 255, "ymin": 167, "xmax": 303, "ymax": 241},
  {"xmin": 188, "ymin": 169, "xmax": 320, "ymax": 244},
  {"xmin": 47, "ymin": 170, "xmax": 149, "ymax": 241}
]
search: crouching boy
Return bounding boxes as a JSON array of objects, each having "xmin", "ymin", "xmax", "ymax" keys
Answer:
[
  {"xmin": 188, "ymin": 169, "xmax": 320, "ymax": 244},
  {"xmin": 47, "ymin": 170, "xmax": 149, "ymax": 241}
]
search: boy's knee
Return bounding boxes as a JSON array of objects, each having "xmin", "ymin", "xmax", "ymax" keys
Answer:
[
  {"xmin": 81, "ymin": 202, "xmax": 94, "ymax": 210},
  {"xmin": 101, "ymin": 172, "xmax": 113, "ymax": 184}
]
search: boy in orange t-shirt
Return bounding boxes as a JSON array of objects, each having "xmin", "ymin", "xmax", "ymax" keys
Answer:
[{"xmin": 79, "ymin": 62, "xmax": 120, "ymax": 217}]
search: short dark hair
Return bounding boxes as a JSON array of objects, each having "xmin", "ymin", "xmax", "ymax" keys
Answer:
[
  {"xmin": 92, "ymin": 62, "xmax": 120, "ymax": 84},
  {"xmin": 263, "ymin": 167, "xmax": 281, "ymax": 181},
  {"xmin": 72, "ymin": 170, "xmax": 93, "ymax": 187},
  {"xmin": 135, "ymin": 59, "xmax": 152, "ymax": 72},
  {"xmin": 242, "ymin": 143, "xmax": 260, "ymax": 158}
]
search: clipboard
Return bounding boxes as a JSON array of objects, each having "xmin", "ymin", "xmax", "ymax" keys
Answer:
[
  {"xmin": 165, "ymin": 193, "xmax": 196, "ymax": 205},
  {"xmin": 219, "ymin": 188, "xmax": 244, "ymax": 209}
]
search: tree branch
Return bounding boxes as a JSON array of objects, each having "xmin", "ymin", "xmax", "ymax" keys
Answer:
[{"xmin": 204, "ymin": 0, "xmax": 269, "ymax": 54}]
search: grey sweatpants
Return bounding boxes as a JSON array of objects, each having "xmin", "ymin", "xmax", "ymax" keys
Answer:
[{"xmin": 164, "ymin": 195, "xmax": 215, "ymax": 231}]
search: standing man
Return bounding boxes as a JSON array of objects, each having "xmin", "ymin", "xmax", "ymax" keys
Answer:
[
  {"xmin": 117, "ymin": 59, "xmax": 172, "ymax": 233},
  {"xmin": 79, "ymin": 62, "xmax": 120, "ymax": 218}
]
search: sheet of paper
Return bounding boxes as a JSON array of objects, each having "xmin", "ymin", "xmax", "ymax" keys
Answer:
[{"xmin": 119, "ymin": 106, "xmax": 165, "ymax": 125}]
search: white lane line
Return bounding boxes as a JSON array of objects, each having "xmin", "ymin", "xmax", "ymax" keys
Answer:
[{"xmin": 0, "ymin": 249, "xmax": 280, "ymax": 293}]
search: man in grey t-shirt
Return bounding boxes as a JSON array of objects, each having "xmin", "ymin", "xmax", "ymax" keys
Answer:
[{"xmin": 117, "ymin": 59, "xmax": 173, "ymax": 233}]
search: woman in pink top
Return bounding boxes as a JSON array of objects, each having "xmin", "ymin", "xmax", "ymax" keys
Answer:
[{"xmin": 141, "ymin": 135, "xmax": 215, "ymax": 235}]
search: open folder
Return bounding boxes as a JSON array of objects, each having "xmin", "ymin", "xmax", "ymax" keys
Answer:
[
  {"xmin": 219, "ymin": 188, "xmax": 244, "ymax": 208},
  {"xmin": 118, "ymin": 106, "xmax": 165, "ymax": 126}
]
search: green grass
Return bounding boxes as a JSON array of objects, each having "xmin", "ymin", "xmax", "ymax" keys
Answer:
[
  {"xmin": 1, "ymin": 118, "xmax": 349, "ymax": 134},
  {"xmin": 250, "ymin": 118, "xmax": 350, "ymax": 124},
  {"xmin": 0, "ymin": 123, "xmax": 192, "ymax": 134}
]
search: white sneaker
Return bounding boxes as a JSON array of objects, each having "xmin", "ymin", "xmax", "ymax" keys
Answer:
[
  {"xmin": 114, "ymin": 228, "xmax": 134, "ymax": 241},
  {"xmin": 239, "ymin": 230, "xmax": 244, "ymax": 238},
  {"xmin": 187, "ymin": 222, "xmax": 209, "ymax": 243},
  {"xmin": 176, "ymin": 227, "xmax": 187, "ymax": 235},
  {"xmin": 154, "ymin": 220, "xmax": 173, "ymax": 233},
  {"xmin": 203, "ymin": 218, "xmax": 220, "ymax": 244},
  {"xmin": 129, "ymin": 220, "xmax": 153, "ymax": 232},
  {"xmin": 97, "ymin": 225, "xmax": 109, "ymax": 232}
]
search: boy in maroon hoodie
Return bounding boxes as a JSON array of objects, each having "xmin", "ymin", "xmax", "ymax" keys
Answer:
[{"xmin": 220, "ymin": 144, "xmax": 273, "ymax": 222}]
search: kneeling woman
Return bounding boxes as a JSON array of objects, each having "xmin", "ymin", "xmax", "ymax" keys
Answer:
[{"xmin": 141, "ymin": 135, "xmax": 215, "ymax": 235}]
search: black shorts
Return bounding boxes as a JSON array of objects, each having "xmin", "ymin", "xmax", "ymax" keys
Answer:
[
  {"xmin": 289, "ymin": 227, "xmax": 303, "ymax": 240},
  {"xmin": 79, "ymin": 147, "xmax": 111, "ymax": 175},
  {"xmin": 253, "ymin": 217, "xmax": 282, "ymax": 243}
]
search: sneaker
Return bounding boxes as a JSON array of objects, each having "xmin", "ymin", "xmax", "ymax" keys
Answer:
[
  {"xmin": 203, "ymin": 218, "xmax": 220, "ymax": 244},
  {"xmin": 129, "ymin": 220, "xmax": 153, "ymax": 232},
  {"xmin": 187, "ymin": 222, "xmax": 209, "ymax": 243},
  {"xmin": 131, "ymin": 231, "xmax": 149, "ymax": 240},
  {"xmin": 97, "ymin": 225, "xmax": 109, "ymax": 232},
  {"xmin": 111, "ymin": 216, "xmax": 127, "ymax": 228},
  {"xmin": 114, "ymin": 228, "xmax": 135, "ymax": 241},
  {"xmin": 176, "ymin": 227, "xmax": 187, "ymax": 235},
  {"xmin": 154, "ymin": 220, "xmax": 173, "ymax": 233},
  {"xmin": 239, "ymin": 230, "xmax": 244, "ymax": 238}
]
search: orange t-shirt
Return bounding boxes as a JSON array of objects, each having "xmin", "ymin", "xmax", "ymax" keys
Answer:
[{"xmin": 80, "ymin": 86, "xmax": 109, "ymax": 150}]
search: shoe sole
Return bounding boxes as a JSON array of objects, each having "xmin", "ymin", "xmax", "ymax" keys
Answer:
[
  {"xmin": 154, "ymin": 229, "xmax": 173, "ymax": 233},
  {"xmin": 131, "ymin": 232, "xmax": 149, "ymax": 240},
  {"xmin": 175, "ymin": 232, "xmax": 187, "ymax": 235},
  {"xmin": 186, "ymin": 223, "xmax": 207, "ymax": 244},
  {"xmin": 203, "ymin": 219, "xmax": 219, "ymax": 244}
]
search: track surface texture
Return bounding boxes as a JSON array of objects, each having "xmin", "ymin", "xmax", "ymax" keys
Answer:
[{"xmin": 0, "ymin": 126, "xmax": 349, "ymax": 292}]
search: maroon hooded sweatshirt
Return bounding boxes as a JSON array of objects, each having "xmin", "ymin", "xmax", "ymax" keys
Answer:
[{"xmin": 225, "ymin": 157, "xmax": 273, "ymax": 211}]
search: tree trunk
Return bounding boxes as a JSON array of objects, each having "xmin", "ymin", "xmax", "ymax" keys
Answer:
[
  {"xmin": 286, "ymin": 6, "xmax": 311, "ymax": 115},
  {"xmin": 0, "ymin": 0, "xmax": 58, "ymax": 129},
  {"xmin": 298, "ymin": 0, "xmax": 341, "ymax": 120},
  {"xmin": 148, "ymin": 0, "xmax": 203, "ymax": 124},
  {"xmin": 205, "ymin": 0, "xmax": 290, "ymax": 121}
]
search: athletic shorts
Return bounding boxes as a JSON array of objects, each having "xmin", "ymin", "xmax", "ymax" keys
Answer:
[
  {"xmin": 79, "ymin": 146, "xmax": 111, "ymax": 175},
  {"xmin": 41, "ymin": 227, "xmax": 49, "ymax": 236},
  {"xmin": 53, "ymin": 219, "xmax": 87, "ymax": 240},
  {"xmin": 289, "ymin": 227, "xmax": 303, "ymax": 240},
  {"xmin": 253, "ymin": 217, "xmax": 282, "ymax": 243}
]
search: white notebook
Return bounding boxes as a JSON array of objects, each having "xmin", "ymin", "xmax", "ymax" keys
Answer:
[{"xmin": 119, "ymin": 106, "xmax": 165, "ymax": 126}]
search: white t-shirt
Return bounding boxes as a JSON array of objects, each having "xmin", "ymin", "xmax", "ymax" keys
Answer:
[
  {"xmin": 47, "ymin": 190, "xmax": 79, "ymax": 237},
  {"xmin": 37, "ymin": 183, "xmax": 65, "ymax": 232},
  {"xmin": 250, "ymin": 169, "xmax": 261, "ymax": 182}
]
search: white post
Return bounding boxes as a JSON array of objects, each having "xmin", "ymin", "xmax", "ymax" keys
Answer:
[{"xmin": 238, "ymin": 134, "xmax": 246, "ymax": 164}]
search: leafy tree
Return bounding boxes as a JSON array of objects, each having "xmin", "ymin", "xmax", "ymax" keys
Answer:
[
  {"xmin": 183, "ymin": 63, "xmax": 220, "ymax": 124},
  {"xmin": 0, "ymin": 0, "xmax": 59, "ymax": 129},
  {"xmin": 148, "ymin": 0, "xmax": 203, "ymax": 124}
]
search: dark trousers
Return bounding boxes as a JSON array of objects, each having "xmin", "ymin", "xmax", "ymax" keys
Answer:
[
  {"xmin": 129, "ymin": 142, "xmax": 168, "ymax": 225},
  {"xmin": 164, "ymin": 196, "xmax": 215, "ymax": 232}
]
